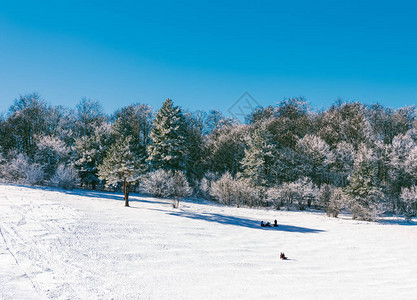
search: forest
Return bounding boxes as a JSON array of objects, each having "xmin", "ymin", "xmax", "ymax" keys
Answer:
[{"xmin": 1, "ymin": 93, "xmax": 416, "ymax": 221}]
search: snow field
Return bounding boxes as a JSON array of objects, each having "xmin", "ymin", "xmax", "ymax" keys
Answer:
[{"xmin": 0, "ymin": 184, "xmax": 416, "ymax": 299}]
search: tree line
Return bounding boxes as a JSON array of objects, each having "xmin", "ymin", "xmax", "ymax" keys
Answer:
[{"xmin": 1, "ymin": 93, "xmax": 416, "ymax": 221}]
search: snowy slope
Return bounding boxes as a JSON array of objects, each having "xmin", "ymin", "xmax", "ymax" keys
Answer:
[{"xmin": 0, "ymin": 183, "xmax": 416, "ymax": 300}]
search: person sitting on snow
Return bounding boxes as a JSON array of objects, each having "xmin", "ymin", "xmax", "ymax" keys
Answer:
[
  {"xmin": 280, "ymin": 252, "xmax": 287, "ymax": 260},
  {"xmin": 265, "ymin": 222, "xmax": 271, "ymax": 227},
  {"xmin": 273, "ymin": 219, "xmax": 278, "ymax": 227},
  {"xmin": 260, "ymin": 221, "xmax": 265, "ymax": 227}
]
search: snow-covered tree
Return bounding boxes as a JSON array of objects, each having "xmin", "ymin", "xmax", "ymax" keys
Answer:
[
  {"xmin": 400, "ymin": 186, "xmax": 417, "ymax": 221},
  {"xmin": 209, "ymin": 172, "xmax": 264, "ymax": 208},
  {"xmin": 5, "ymin": 93, "xmax": 50, "ymax": 156},
  {"xmin": 206, "ymin": 122, "xmax": 249, "ymax": 176},
  {"xmin": 292, "ymin": 177, "xmax": 319, "ymax": 210},
  {"xmin": 345, "ymin": 144, "xmax": 383, "ymax": 221},
  {"xmin": 172, "ymin": 171, "xmax": 193, "ymax": 208},
  {"xmin": 50, "ymin": 164, "xmax": 79, "ymax": 190},
  {"xmin": 148, "ymin": 98, "xmax": 188, "ymax": 171},
  {"xmin": 25, "ymin": 163, "xmax": 45, "ymax": 186},
  {"xmin": 331, "ymin": 141, "xmax": 355, "ymax": 186},
  {"xmin": 74, "ymin": 123, "xmax": 112, "ymax": 189},
  {"xmin": 98, "ymin": 137, "xmax": 146, "ymax": 206},
  {"xmin": 327, "ymin": 187, "xmax": 346, "ymax": 218},
  {"xmin": 241, "ymin": 126, "xmax": 279, "ymax": 187},
  {"xmin": 296, "ymin": 134, "xmax": 334, "ymax": 185},
  {"xmin": 384, "ymin": 133, "xmax": 417, "ymax": 212},
  {"xmin": 266, "ymin": 178, "xmax": 318, "ymax": 210},
  {"xmin": 140, "ymin": 169, "xmax": 174, "ymax": 198},
  {"xmin": 209, "ymin": 172, "xmax": 235, "ymax": 205},
  {"xmin": 266, "ymin": 97, "xmax": 312, "ymax": 149},
  {"xmin": 34, "ymin": 135, "xmax": 70, "ymax": 179},
  {"xmin": 112, "ymin": 104, "xmax": 153, "ymax": 160},
  {"xmin": 74, "ymin": 98, "xmax": 107, "ymax": 138}
]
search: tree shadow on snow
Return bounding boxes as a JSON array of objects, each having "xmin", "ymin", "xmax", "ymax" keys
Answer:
[
  {"xmin": 165, "ymin": 210, "xmax": 325, "ymax": 233},
  {"xmin": 8, "ymin": 184, "xmax": 169, "ymax": 206},
  {"xmin": 378, "ymin": 219, "xmax": 417, "ymax": 226},
  {"xmin": 61, "ymin": 189, "xmax": 169, "ymax": 206}
]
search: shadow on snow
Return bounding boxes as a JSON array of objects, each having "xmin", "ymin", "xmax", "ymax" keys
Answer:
[{"xmin": 165, "ymin": 210, "xmax": 325, "ymax": 233}]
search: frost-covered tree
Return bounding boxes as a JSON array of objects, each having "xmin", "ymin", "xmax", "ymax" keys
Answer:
[
  {"xmin": 345, "ymin": 145, "xmax": 383, "ymax": 221},
  {"xmin": 241, "ymin": 126, "xmax": 279, "ymax": 187},
  {"xmin": 0, "ymin": 151, "xmax": 45, "ymax": 185},
  {"xmin": 75, "ymin": 98, "xmax": 107, "ymax": 138},
  {"xmin": 209, "ymin": 172, "xmax": 264, "ymax": 208},
  {"xmin": 296, "ymin": 134, "xmax": 334, "ymax": 185},
  {"xmin": 34, "ymin": 135, "xmax": 70, "ymax": 179},
  {"xmin": 112, "ymin": 104, "xmax": 153, "ymax": 160},
  {"xmin": 172, "ymin": 171, "xmax": 193, "ymax": 208},
  {"xmin": 267, "ymin": 98, "xmax": 311, "ymax": 149},
  {"xmin": 266, "ymin": 178, "xmax": 318, "ymax": 210},
  {"xmin": 183, "ymin": 111, "xmax": 206, "ymax": 179},
  {"xmin": 98, "ymin": 137, "xmax": 146, "ymax": 206},
  {"xmin": 206, "ymin": 122, "xmax": 249, "ymax": 176},
  {"xmin": 4, "ymin": 93, "xmax": 50, "ymax": 156},
  {"xmin": 331, "ymin": 141, "xmax": 355, "ymax": 186},
  {"xmin": 73, "ymin": 123, "xmax": 112, "ymax": 189},
  {"xmin": 292, "ymin": 177, "xmax": 319, "ymax": 210},
  {"xmin": 388, "ymin": 134, "xmax": 416, "ymax": 195},
  {"xmin": 50, "ymin": 164, "xmax": 79, "ymax": 190},
  {"xmin": 148, "ymin": 98, "xmax": 188, "ymax": 171},
  {"xmin": 400, "ymin": 186, "xmax": 417, "ymax": 221},
  {"xmin": 140, "ymin": 169, "xmax": 174, "ymax": 198},
  {"xmin": 209, "ymin": 172, "xmax": 235, "ymax": 205},
  {"xmin": 327, "ymin": 187, "xmax": 346, "ymax": 218}
]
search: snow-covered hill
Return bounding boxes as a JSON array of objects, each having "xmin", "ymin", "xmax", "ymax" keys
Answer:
[{"xmin": 1, "ymin": 184, "xmax": 416, "ymax": 299}]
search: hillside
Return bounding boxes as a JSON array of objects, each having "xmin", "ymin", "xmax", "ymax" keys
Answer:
[{"xmin": 1, "ymin": 184, "xmax": 416, "ymax": 299}]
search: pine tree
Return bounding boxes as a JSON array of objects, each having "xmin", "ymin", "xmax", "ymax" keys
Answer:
[
  {"xmin": 98, "ymin": 137, "xmax": 146, "ymax": 206},
  {"xmin": 241, "ymin": 126, "xmax": 279, "ymax": 187},
  {"xmin": 148, "ymin": 98, "xmax": 188, "ymax": 171},
  {"xmin": 345, "ymin": 145, "xmax": 383, "ymax": 221},
  {"xmin": 73, "ymin": 124, "xmax": 111, "ymax": 189}
]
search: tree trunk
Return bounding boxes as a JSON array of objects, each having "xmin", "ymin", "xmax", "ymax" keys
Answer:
[{"xmin": 123, "ymin": 178, "xmax": 130, "ymax": 207}]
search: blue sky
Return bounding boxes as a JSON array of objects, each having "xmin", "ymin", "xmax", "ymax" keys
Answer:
[{"xmin": 1, "ymin": 0, "xmax": 416, "ymax": 116}]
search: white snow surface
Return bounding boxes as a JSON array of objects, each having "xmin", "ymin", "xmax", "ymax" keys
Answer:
[{"xmin": 1, "ymin": 183, "xmax": 416, "ymax": 300}]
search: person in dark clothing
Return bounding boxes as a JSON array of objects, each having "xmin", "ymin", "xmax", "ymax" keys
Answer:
[
  {"xmin": 260, "ymin": 221, "xmax": 265, "ymax": 227},
  {"xmin": 280, "ymin": 252, "xmax": 287, "ymax": 260},
  {"xmin": 273, "ymin": 220, "xmax": 278, "ymax": 227},
  {"xmin": 265, "ymin": 222, "xmax": 271, "ymax": 227}
]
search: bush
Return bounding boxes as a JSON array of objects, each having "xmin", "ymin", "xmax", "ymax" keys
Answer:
[
  {"xmin": 25, "ymin": 163, "xmax": 45, "ymax": 185},
  {"xmin": 0, "ymin": 152, "xmax": 45, "ymax": 185},
  {"xmin": 140, "ymin": 169, "xmax": 174, "ymax": 198},
  {"xmin": 50, "ymin": 164, "xmax": 79, "ymax": 190},
  {"xmin": 327, "ymin": 188, "xmax": 345, "ymax": 218},
  {"xmin": 2, "ymin": 152, "xmax": 29, "ymax": 183}
]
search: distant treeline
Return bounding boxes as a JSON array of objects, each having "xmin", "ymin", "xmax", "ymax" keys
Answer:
[{"xmin": 1, "ymin": 93, "xmax": 416, "ymax": 221}]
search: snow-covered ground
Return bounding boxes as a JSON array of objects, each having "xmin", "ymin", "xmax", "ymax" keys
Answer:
[{"xmin": 0, "ymin": 184, "xmax": 416, "ymax": 300}]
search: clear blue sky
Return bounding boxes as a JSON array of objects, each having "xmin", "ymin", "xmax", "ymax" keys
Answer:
[{"xmin": 1, "ymin": 0, "xmax": 416, "ymax": 116}]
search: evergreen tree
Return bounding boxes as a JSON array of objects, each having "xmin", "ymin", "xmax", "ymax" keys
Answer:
[
  {"xmin": 98, "ymin": 137, "xmax": 146, "ymax": 206},
  {"xmin": 148, "ymin": 98, "xmax": 188, "ymax": 170},
  {"xmin": 345, "ymin": 145, "xmax": 383, "ymax": 220},
  {"xmin": 241, "ymin": 126, "xmax": 279, "ymax": 187},
  {"xmin": 73, "ymin": 123, "xmax": 112, "ymax": 189},
  {"xmin": 112, "ymin": 104, "xmax": 153, "ymax": 161}
]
